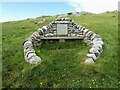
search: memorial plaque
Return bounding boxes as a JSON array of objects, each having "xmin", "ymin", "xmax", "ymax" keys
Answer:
[{"xmin": 57, "ymin": 24, "xmax": 68, "ymax": 35}]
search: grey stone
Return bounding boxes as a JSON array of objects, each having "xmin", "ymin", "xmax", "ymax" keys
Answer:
[{"xmin": 57, "ymin": 24, "xmax": 68, "ymax": 35}]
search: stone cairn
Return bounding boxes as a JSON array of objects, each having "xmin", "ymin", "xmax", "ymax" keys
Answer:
[{"xmin": 23, "ymin": 17, "xmax": 104, "ymax": 64}]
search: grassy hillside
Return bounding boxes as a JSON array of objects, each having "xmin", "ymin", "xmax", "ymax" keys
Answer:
[{"xmin": 2, "ymin": 12, "xmax": 118, "ymax": 88}]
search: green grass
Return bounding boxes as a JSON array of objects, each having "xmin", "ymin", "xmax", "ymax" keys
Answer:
[{"xmin": 2, "ymin": 12, "xmax": 119, "ymax": 88}]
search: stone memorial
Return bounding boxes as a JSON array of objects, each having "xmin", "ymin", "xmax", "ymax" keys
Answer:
[
  {"xmin": 57, "ymin": 24, "xmax": 68, "ymax": 35},
  {"xmin": 23, "ymin": 17, "xmax": 104, "ymax": 64}
]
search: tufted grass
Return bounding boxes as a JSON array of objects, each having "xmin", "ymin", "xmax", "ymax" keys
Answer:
[{"xmin": 2, "ymin": 12, "xmax": 119, "ymax": 88}]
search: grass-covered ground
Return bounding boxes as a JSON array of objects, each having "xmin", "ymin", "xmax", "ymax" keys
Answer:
[{"xmin": 2, "ymin": 12, "xmax": 119, "ymax": 88}]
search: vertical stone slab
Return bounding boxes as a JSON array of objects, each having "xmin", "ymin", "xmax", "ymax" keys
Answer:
[{"xmin": 57, "ymin": 24, "xmax": 68, "ymax": 35}]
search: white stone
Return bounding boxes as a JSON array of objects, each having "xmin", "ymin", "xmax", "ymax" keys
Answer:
[
  {"xmin": 84, "ymin": 58, "xmax": 94, "ymax": 64},
  {"xmin": 38, "ymin": 28, "xmax": 43, "ymax": 33},
  {"xmin": 78, "ymin": 26, "xmax": 82, "ymax": 30},
  {"xmin": 89, "ymin": 47, "xmax": 100, "ymax": 54},
  {"xmin": 45, "ymin": 33, "xmax": 53, "ymax": 37},
  {"xmin": 83, "ymin": 29, "xmax": 89, "ymax": 35},
  {"xmin": 77, "ymin": 34, "xmax": 84, "ymax": 37},
  {"xmin": 38, "ymin": 28, "xmax": 42, "ymax": 31},
  {"xmin": 80, "ymin": 27, "xmax": 85, "ymax": 31},
  {"xmin": 83, "ymin": 38, "xmax": 92, "ymax": 46},
  {"xmin": 61, "ymin": 18, "xmax": 63, "ymax": 20},
  {"xmin": 87, "ymin": 41, "xmax": 92, "ymax": 45},
  {"xmin": 71, "ymin": 33, "xmax": 76, "ymax": 37},
  {"xmin": 32, "ymin": 31, "xmax": 40, "ymax": 38},
  {"xmin": 31, "ymin": 34, "xmax": 37, "ymax": 40},
  {"xmin": 42, "ymin": 26, "xmax": 48, "ymax": 31},
  {"xmin": 25, "ymin": 53, "xmax": 36, "ymax": 60},
  {"xmin": 87, "ymin": 53, "xmax": 97, "ymax": 60},
  {"xmin": 92, "ymin": 43, "xmax": 103, "ymax": 50},
  {"xmin": 24, "ymin": 47, "xmax": 35, "ymax": 54},
  {"xmin": 25, "ymin": 50, "xmax": 35, "ymax": 58},
  {"xmin": 90, "ymin": 33, "xmax": 97, "ymax": 40},
  {"xmin": 24, "ymin": 41, "xmax": 33, "ymax": 48},
  {"xmin": 93, "ymin": 37, "xmax": 102, "ymax": 42},
  {"xmin": 92, "ymin": 45, "xmax": 103, "ymax": 53},
  {"xmin": 29, "ymin": 55, "xmax": 41, "ymax": 64},
  {"xmin": 65, "ymin": 18, "xmax": 68, "ymax": 20},
  {"xmin": 76, "ymin": 25, "xmax": 80, "ymax": 28},
  {"xmin": 85, "ymin": 31, "xmax": 93, "ymax": 37},
  {"xmin": 87, "ymin": 32, "xmax": 94, "ymax": 39},
  {"xmin": 93, "ymin": 40, "xmax": 104, "ymax": 45}
]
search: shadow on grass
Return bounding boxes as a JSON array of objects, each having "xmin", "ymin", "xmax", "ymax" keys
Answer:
[{"xmin": 38, "ymin": 40, "xmax": 85, "ymax": 50}]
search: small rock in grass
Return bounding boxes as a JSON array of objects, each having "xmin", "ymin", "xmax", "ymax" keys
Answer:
[
  {"xmin": 84, "ymin": 58, "xmax": 94, "ymax": 64},
  {"xmin": 29, "ymin": 25, "xmax": 32, "ymax": 27},
  {"xmin": 29, "ymin": 55, "xmax": 41, "ymax": 64}
]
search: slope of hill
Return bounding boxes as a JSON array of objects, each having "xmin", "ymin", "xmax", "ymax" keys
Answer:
[{"xmin": 2, "ymin": 12, "xmax": 118, "ymax": 88}]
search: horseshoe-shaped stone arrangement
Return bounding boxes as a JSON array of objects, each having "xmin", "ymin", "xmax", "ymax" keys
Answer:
[{"xmin": 23, "ymin": 17, "xmax": 104, "ymax": 64}]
